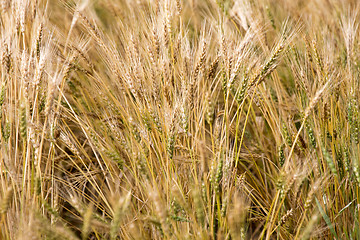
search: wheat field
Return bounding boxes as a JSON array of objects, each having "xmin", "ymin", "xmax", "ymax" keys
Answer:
[{"xmin": 0, "ymin": 0, "xmax": 360, "ymax": 239}]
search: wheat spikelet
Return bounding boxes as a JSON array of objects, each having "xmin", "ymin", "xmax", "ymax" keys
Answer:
[
  {"xmin": 206, "ymin": 55, "xmax": 219, "ymax": 82},
  {"xmin": 150, "ymin": 188, "xmax": 170, "ymax": 236},
  {"xmin": 0, "ymin": 81, "xmax": 6, "ymax": 107},
  {"xmin": 1, "ymin": 42, "xmax": 11, "ymax": 74},
  {"xmin": 304, "ymin": 77, "xmax": 333, "ymax": 120},
  {"xmin": 279, "ymin": 209, "xmax": 293, "ymax": 226},
  {"xmin": 205, "ymin": 91, "xmax": 215, "ymax": 125},
  {"xmin": 214, "ymin": 152, "xmax": 224, "ymax": 195},
  {"xmin": 192, "ymin": 186, "xmax": 205, "ymax": 227},
  {"xmin": 34, "ymin": 23, "xmax": 43, "ymax": 58},
  {"xmin": 110, "ymin": 191, "xmax": 132, "ymax": 240},
  {"xmin": 251, "ymin": 42, "xmax": 285, "ymax": 87},
  {"xmin": 166, "ymin": 112, "xmax": 176, "ymax": 159},
  {"xmin": 33, "ymin": 49, "xmax": 46, "ymax": 88},
  {"xmin": 228, "ymin": 193, "xmax": 248, "ymax": 240},
  {"xmin": 81, "ymin": 204, "xmax": 93, "ymax": 240},
  {"xmin": 175, "ymin": 0, "xmax": 181, "ymax": 15},
  {"xmin": 20, "ymin": 103, "xmax": 27, "ymax": 139},
  {"xmin": 0, "ymin": 0, "xmax": 9, "ymax": 13},
  {"xmin": 0, "ymin": 187, "xmax": 13, "ymax": 214}
]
